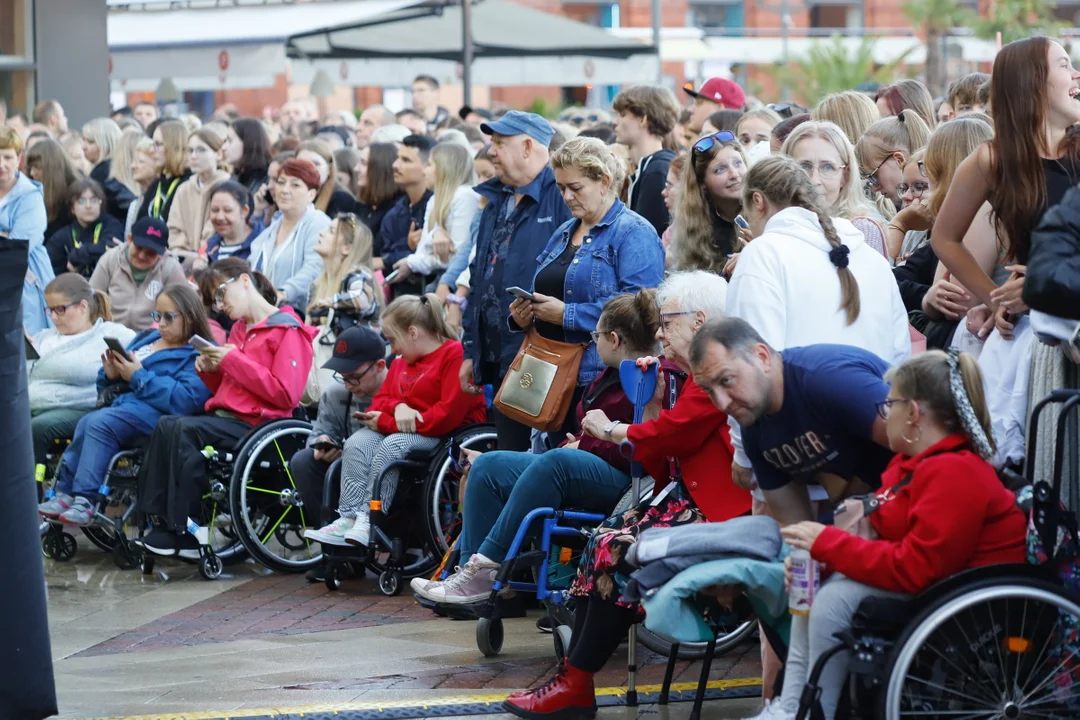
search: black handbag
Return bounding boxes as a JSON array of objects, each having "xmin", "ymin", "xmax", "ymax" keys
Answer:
[{"xmin": 96, "ymin": 380, "xmax": 131, "ymax": 408}]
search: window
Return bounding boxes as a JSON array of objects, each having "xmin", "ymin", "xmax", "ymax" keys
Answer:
[
  {"xmin": 0, "ymin": 0, "xmax": 33, "ymax": 62},
  {"xmin": 688, "ymin": 1, "xmax": 744, "ymax": 30},
  {"xmin": 809, "ymin": 4, "xmax": 862, "ymax": 30}
]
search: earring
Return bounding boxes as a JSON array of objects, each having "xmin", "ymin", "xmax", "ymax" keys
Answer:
[{"xmin": 901, "ymin": 421, "xmax": 921, "ymax": 445}]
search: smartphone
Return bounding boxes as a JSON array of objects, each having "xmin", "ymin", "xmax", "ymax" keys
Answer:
[
  {"xmin": 189, "ymin": 334, "xmax": 217, "ymax": 351},
  {"xmin": 312, "ymin": 438, "xmax": 340, "ymax": 452},
  {"xmin": 25, "ymin": 337, "xmax": 39, "ymax": 361},
  {"xmin": 507, "ymin": 286, "xmax": 535, "ymax": 301},
  {"xmin": 384, "ymin": 269, "xmax": 402, "ymax": 284},
  {"xmin": 262, "ymin": 187, "xmax": 274, "ymax": 205},
  {"xmin": 104, "ymin": 336, "xmax": 132, "ymax": 361},
  {"xmin": 734, "ymin": 215, "xmax": 750, "ymax": 230},
  {"xmin": 353, "ymin": 411, "xmax": 373, "ymax": 420}
]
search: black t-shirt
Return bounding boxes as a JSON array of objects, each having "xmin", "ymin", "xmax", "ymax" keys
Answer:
[{"xmin": 533, "ymin": 241, "xmax": 577, "ymax": 342}]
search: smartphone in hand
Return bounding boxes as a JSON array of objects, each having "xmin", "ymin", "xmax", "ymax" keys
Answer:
[
  {"xmin": 734, "ymin": 215, "xmax": 750, "ymax": 230},
  {"xmin": 384, "ymin": 269, "xmax": 402, "ymax": 284},
  {"xmin": 104, "ymin": 336, "xmax": 132, "ymax": 361},
  {"xmin": 189, "ymin": 334, "xmax": 217, "ymax": 351},
  {"xmin": 507, "ymin": 286, "xmax": 536, "ymax": 301},
  {"xmin": 353, "ymin": 411, "xmax": 373, "ymax": 420}
]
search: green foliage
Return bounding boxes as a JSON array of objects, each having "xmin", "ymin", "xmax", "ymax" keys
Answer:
[
  {"xmin": 770, "ymin": 36, "xmax": 917, "ymax": 106},
  {"xmin": 970, "ymin": 0, "xmax": 1065, "ymax": 44},
  {"xmin": 528, "ymin": 97, "xmax": 559, "ymax": 118},
  {"xmin": 902, "ymin": 0, "xmax": 973, "ymax": 34}
]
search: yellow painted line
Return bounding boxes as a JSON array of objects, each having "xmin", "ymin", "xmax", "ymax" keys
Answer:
[{"xmin": 85, "ymin": 677, "xmax": 764, "ymax": 720}]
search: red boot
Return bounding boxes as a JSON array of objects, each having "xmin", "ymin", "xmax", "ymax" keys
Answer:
[{"xmin": 503, "ymin": 661, "xmax": 597, "ymax": 720}]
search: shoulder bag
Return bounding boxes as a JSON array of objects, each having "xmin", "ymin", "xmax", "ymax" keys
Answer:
[{"xmin": 493, "ymin": 327, "xmax": 587, "ymax": 432}]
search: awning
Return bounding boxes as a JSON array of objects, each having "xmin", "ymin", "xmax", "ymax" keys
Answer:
[
  {"xmin": 287, "ymin": 0, "xmax": 659, "ymax": 87},
  {"xmin": 107, "ymin": 0, "xmax": 428, "ymax": 91}
]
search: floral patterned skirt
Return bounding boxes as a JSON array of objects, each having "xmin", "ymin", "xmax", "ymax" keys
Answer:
[{"xmin": 569, "ymin": 482, "xmax": 704, "ymax": 609}]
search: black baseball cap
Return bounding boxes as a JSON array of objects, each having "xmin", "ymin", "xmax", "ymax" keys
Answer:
[
  {"xmin": 322, "ymin": 326, "xmax": 386, "ymax": 373},
  {"xmin": 131, "ymin": 217, "xmax": 169, "ymax": 255},
  {"xmin": 459, "ymin": 105, "xmax": 493, "ymax": 122}
]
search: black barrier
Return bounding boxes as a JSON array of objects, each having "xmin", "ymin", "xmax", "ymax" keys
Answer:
[{"xmin": 0, "ymin": 238, "xmax": 58, "ymax": 718}]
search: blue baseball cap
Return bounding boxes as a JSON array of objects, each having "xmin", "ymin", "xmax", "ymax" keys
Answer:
[{"xmin": 480, "ymin": 111, "xmax": 554, "ymax": 146}]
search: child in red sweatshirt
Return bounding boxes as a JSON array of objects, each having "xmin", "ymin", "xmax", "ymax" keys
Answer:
[
  {"xmin": 305, "ymin": 293, "xmax": 486, "ymax": 549},
  {"xmin": 762, "ymin": 350, "xmax": 1027, "ymax": 720}
]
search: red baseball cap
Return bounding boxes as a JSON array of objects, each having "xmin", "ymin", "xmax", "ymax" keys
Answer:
[{"xmin": 684, "ymin": 78, "xmax": 746, "ymax": 110}]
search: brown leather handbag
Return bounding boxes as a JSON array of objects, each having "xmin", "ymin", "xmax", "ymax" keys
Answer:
[{"xmin": 494, "ymin": 328, "xmax": 587, "ymax": 432}]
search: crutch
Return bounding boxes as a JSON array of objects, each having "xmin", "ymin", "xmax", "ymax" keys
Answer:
[{"xmin": 617, "ymin": 359, "xmax": 659, "ymax": 707}]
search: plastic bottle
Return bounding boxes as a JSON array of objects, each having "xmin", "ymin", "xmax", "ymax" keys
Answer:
[{"xmin": 788, "ymin": 548, "xmax": 819, "ymax": 616}]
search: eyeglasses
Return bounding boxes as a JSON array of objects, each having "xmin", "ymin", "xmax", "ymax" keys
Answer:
[
  {"xmin": 864, "ymin": 154, "xmax": 899, "ymax": 190},
  {"xmin": 76, "ymin": 197, "xmax": 102, "ymax": 207},
  {"xmin": 47, "ymin": 302, "xmax": 78, "ymax": 317},
  {"xmin": 692, "ymin": 131, "xmax": 737, "ymax": 159},
  {"xmin": 187, "ymin": 146, "xmax": 212, "ymax": 156},
  {"xmin": 659, "ymin": 311, "xmax": 692, "ymax": 331},
  {"xmin": 333, "ymin": 362, "xmax": 378, "ymax": 386},
  {"xmin": 590, "ymin": 329, "xmax": 618, "ymax": 343},
  {"xmin": 897, "ymin": 181, "xmax": 931, "ymax": 196},
  {"xmin": 797, "ymin": 161, "xmax": 845, "ymax": 181},
  {"xmin": 212, "ymin": 276, "xmax": 237, "ymax": 307},
  {"xmin": 150, "ymin": 310, "xmax": 181, "ymax": 324},
  {"xmin": 875, "ymin": 398, "xmax": 910, "ymax": 419}
]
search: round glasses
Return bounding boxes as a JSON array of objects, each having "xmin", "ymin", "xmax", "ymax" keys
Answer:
[
  {"xmin": 897, "ymin": 181, "xmax": 930, "ymax": 196},
  {"xmin": 150, "ymin": 310, "xmax": 181, "ymax": 324},
  {"xmin": 798, "ymin": 161, "xmax": 845, "ymax": 181}
]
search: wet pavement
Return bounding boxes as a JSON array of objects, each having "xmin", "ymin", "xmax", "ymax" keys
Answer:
[{"xmin": 45, "ymin": 536, "xmax": 763, "ymax": 719}]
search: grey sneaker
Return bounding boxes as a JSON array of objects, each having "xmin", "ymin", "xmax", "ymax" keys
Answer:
[
  {"xmin": 415, "ymin": 554, "xmax": 499, "ymax": 605},
  {"xmin": 58, "ymin": 496, "xmax": 96, "ymax": 526},
  {"xmin": 39, "ymin": 492, "xmax": 74, "ymax": 519}
]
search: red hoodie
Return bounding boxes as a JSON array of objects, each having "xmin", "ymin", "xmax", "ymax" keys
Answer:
[
  {"xmin": 368, "ymin": 339, "xmax": 487, "ymax": 436},
  {"xmin": 812, "ymin": 434, "xmax": 1027, "ymax": 594},
  {"xmin": 198, "ymin": 307, "xmax": 318, "ymax": 425}
]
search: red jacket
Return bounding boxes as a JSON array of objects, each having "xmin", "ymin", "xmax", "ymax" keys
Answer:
[
  {"xmin": 626, "ymin": 373, "xmax": 752, "ymax": 522},
  {"xmin": 199, "ymin": 308, "xmax": 317, "ymax": 425},
  {"xmin": 369, "ymin": 340, "xmax": 487, "ymax": 436},
  {"xmin": 812, "ymin": 434, "xmax": 1027, "ymax": 594}
]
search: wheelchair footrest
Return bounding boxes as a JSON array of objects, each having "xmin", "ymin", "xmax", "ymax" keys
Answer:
[{"xmin": 503, "ymin": 550, "xmax": 547, "ymax": 581}]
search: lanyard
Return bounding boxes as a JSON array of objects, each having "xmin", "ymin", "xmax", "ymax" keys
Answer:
[
  {"xmin": 150, "ymin": 177, "xmax": 182, "ymax": 219},
  {"xmin": 72, "ymin": 223, "xmax": 102, "ymax": 249}
]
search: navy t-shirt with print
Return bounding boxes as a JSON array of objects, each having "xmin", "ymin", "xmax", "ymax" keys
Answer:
[{"xmin": 742, "ymin": 344, "xmax": 893, "ymax": 491}]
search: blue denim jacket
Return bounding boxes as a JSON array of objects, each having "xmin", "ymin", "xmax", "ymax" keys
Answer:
[
  {"xmin": 519, "ymin": 199, "xmax": 665, "ymax": 385},
  {"xmin": 462, "ymin": 166, "xmax": 572, "ymax": 383}
]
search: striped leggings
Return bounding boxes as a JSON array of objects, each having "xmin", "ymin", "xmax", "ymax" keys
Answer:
[{"xmin": 338, "ymin": 428, "xmax": 441, "ymax": 517}]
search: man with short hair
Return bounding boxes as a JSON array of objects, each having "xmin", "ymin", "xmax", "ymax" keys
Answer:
[
  {"xmin": 382, "ymin": 134, "xmax": 435, "ymax": 298},
  {"xmin": 396, "ymin": 109, "xmax": 428, "ymax": 137},
  {"xmin": 683, "ymin": 78, "xmax": 745, "ymax": 137},
  {"xmin": 31, "ymin": 99, "xmax": 67, "ymax": 135},
  {"xmin": 689, "ymin": 317, "xmax": 894, "ymax": 526},
  {"xmin": 411, "ymin": 74, "xmax": 450, "ymax": 132},
  {"xmin": 132, "ymin": 101, "xmax": 159, "ymax": 129},
  {"xmin": 613, "ymin": 85, "xmax": 680, "ymax": 235},
  {"xmin": 279, "ymin": 100, "xmax": 311, "ymax": 136},
  {"xmin": 459, "ymin": 112, "xmax": 573, "ymax": 450},
  {"xmin": 356, "ymin": 104, "xmax": 396, "ymax": 148},
  {"xmin": 945, "ymin": 72, "xmax": 991, "ymax": 119}
]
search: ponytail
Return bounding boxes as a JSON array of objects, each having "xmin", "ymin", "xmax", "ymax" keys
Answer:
[
  {"xmin": 45, "ymin": 273, "xmax": 111, "ymax": 323},
  {"xmin": 89, "ymin": 289, "xmax": 113, "ymax": 323},
  {"xmin": 794, "ymin": 184, "xmax": 861, "ymax": 326},
  {"xmin": 250, "ymin": 270, "xmax": 279, "ymax": 306},
  {"xmin": 383, "ymin": 293, "xmax": 456, "ymax": 344}
]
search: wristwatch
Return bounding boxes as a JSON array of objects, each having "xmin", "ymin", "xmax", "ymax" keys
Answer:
[
  {"xmin": 445, "ymin": 294, "xmax": 468, "ymax": 312},
  {"xmin": 603, "ymin": 420, "xmax": 622, "ymax": 440}
]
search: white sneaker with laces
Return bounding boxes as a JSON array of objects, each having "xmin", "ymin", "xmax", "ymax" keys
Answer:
[
  {"xmin": 344, "ymin": 513, "xmax": 371, "ymax": 547},
  {"xmin": 411, "ymin": 575, "xmax": 436, "ymax": 595},
  {"xmin": 415, "ymin": 554, "xmax": 499, "ymax": 604},
  {"xmin": 741, "ymin": 698, "xmax": 796, "ymax": 720},
  {"xmin": 304, "ymin": 516, "xmax": 354, "ymax": 546}
]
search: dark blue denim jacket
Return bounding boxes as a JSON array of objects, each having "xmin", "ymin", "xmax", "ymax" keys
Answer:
[
  {"xmin": 514, "ymin": 199, "xmax": 665, "ymax": 385},
  {"xmin": 462, "ymin": 166, "xmax": 572, "ymax": 383}
]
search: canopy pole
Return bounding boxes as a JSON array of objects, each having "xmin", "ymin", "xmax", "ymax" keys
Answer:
[
  {"xmin": 651, "ymin": 0, "xmax": 661, "ymax": 84},
  {"xmin": 462, "ymin": 0, "xmax": 473, "ymax": 107}
]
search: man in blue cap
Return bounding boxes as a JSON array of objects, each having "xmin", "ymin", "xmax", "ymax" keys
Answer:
[{"xmin": 458, "ymin": 111, "xmax": 571, "ymax": 450}]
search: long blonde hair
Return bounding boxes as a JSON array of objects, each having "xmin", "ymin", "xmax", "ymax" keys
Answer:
[
  {"xmin": 296, "ymin": 139, "xmax": 338, "ymax": 214},
  {"xmin": 111, "ymin": 128, "xmax": 146, "ymax": 194},
  {"xmin": 82, "ymin": 118, "xmax": 123, "ymax": 164},
  {"xmin": 781, "ymin": 120, "xmax": 877, "ymax": 221},
  {"xmin": 382, "ymin": 293, "xmax": 456, "ymax": 345},
  {"xmin": 307, "ymin": 214, "xmax": 377, "ymax": 317},
  {"xmin": 429, "ymin": 143, "xmax": 475, "ymax": 233},
  {"xmin": 743, "ymin": 155, "xmax": 861, "ymax": 325},
  {"xmin": 924, "ymin": 115, "xmax": 994, "ymax": 218},
  {"xmin": 672, "ymin": 136, "xmax": 747, "ymax": 274},
  {"xmin": 157, "ymin": 120, "xmax": 189, "ymax": 178},
  {"xmin": 812, "ymin": 91, "xmax": 880, "ymax": 146},
  {"xmin": 855, "ymin": 110, "xmax": 931, "ymax": 173}
]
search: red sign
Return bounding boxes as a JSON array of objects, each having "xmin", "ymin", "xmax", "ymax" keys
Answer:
[{"xmin": 218, "ymin": 50, "xmax": 230, "ymax": 72}]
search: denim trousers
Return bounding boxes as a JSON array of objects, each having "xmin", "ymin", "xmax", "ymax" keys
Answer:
[
  {"xmin": 460, "ymin": 448, "xmax": 631, "ymax": 562},
  {"xmin": 54, "ymin": 407, "xmax": 155, "ymax": 501}
]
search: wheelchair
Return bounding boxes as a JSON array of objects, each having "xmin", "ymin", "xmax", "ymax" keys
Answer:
[{"xmin": 319, "ymin": 423, "xmax": 498, "ymax": 595}]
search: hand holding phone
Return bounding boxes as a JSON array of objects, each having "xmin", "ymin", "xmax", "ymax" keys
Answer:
[
  {"xmin": 507, "ymin": 286, "xmax": 535, "ymax": 302},
  {"xmin": 384, "ymin": 269, "xmax": 402, "ymax": 284},
  {"xmin": 734, "ymin": 215, "xmax": 750, "ymax": 229},
  {"xmin": 104, "ymin": 336, "xmax": 132, "ymax": 362},
  {"xmin": 189, "ymin": 334, "xmax": 217, "ymax": 351}
]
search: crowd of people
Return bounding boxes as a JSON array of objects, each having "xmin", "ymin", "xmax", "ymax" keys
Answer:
[{"xmin": 5, "ymin": 37, "xmax": 1080, "ymax": 720}]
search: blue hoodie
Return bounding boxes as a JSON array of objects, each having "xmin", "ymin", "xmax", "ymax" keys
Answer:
[
  {"xmin": 0, "ymin": 172, "xmax": 55, "ymax": 334},
  {"xmin": 204, "ymin": 217, "xmax": 266, "ymax": 264},
  {"xmin": 97, "ymin": 330, "xmax": 211, "ymax": 428}
]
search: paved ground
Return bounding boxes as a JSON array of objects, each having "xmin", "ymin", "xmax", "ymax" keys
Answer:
[{"xmin": 45, "ymin": 536, "xmax": 763, "ymax": 719}]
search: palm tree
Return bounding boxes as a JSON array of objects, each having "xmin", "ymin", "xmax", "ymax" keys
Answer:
[
  {"xmin": 970, "ymin": 0, "xmax": 1064, "ymax": 45},
  {"xmin": 903, "ymin": 0, "xmax": 973, "ymax": 97},
  {"xmin": 771, "ymin": 36, "xmax": 917, "ymax": 106}
]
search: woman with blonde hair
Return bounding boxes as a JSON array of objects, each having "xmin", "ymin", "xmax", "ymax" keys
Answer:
[
  {"xmin": 672, "ymin": 131, "xmax": 749, "ymax": 274},
  {"xmin": 781, "ymin": 120, "xmax": 889, "ymax": 257},
  {"xmin": 856, "ymin": 109, "xmax": 932, "ymax": 217},
  {"xmin": 123, "ymin": 135, "xmax": 160, "ymax": 240},
  {"xmin": 296, "ymin": 139, "xmax": 357, "ymax": 219},
  {"xmin": 812, "ymin": 90, "xmax": 880, "ymax": 145},
  {"xmin": 111, "ymin": 128, "xmax": 147, "ymax": 197},
  {"xmin": 399, "ymin": 142, "xmax": 480, "ymax": 280},
  {"xmin": 167, "ymin": 126, "xmax": 231, "ymax": 261},
  {"xmin": 735, "ymin": 107, "xmax": 783, "ymax": 151},
  {"xmin": 876, "ymin": 79, "xmax": 937, "ymax": 129},
  {"xmin": 137, "ymin": 119, "xmax": 190, "ymax": 222},
  {"xmin": 83, "ymin": 118, "xmax": 138, "ymax": 222}
]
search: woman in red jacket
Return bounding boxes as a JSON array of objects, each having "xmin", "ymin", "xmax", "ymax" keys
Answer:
[
  {"xmin": 305, "ymin": 293, "xmax": 486, "ymax": 549},
  {"xmin": 503, "ymin": 270, "xmax": 752, "ymax": 720},
  {"xmin": 136, "ymin": 257, "xmax": 317, "ymax": 557},
  {"xmin": 768, "ymin": 350, "xmax": 1027, "ymax": 720}
]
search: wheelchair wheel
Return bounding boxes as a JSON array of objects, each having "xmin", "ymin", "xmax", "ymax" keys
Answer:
[
  {"xmin": 379, "ymin": 568, "xmax": 403, "ymax": 596},
  {"xmin": 43, "ymin": 531, "xmax": 77, "ymax": 561},
  {"xmin": 883, "ymin": 576, "xmax": 1080, "ymax": 719},
  {"xmin": 229, "ymin": 420, "xmax": 322, "ymax": 573},
  {"xmin": 112, "ymin": 539, "xmax": 142, "ymax": 570},
  {"xmin": 422, "ymin": 427, "xmax": 497, "ymax": 556},
  {"xmin": 638, "ymin": 617, "xmax": 756, "ymax": 661},
  {"xmin": 477, "ymin": 616, "xmax": 504, "ymax": 657},
  {"xmin": 81, "ymin": 525, "xmax": 119, "ymax": 553}
]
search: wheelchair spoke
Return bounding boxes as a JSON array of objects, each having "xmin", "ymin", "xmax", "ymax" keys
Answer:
[
  {"xmin": 898, "ymin": 710, "xmax": 998, "ymax": 718},
  {"xmin": 916, "ymin": 633, "xmax": 1003, "ymax": 703},
  {"xmin": 905, "ymin": 674, "xmax": 999, "ymax": 708},
  {"xmin": 259, "ymin": 506, "xmax": 292, "ymax": 545},
  {"xmin": 1018, "ymin": 642, "xmax": 1080, "ymax": 705},
  {"xmin": 272, "ymin": 439, "xmax": 298, "ymax": 490},
  {"xmin": 245, "ymin": 486, "xmax": 282, "ymax": 496},
  {"xmin": 1017, "ymin": 598, "xmax": 1057, "ymax": 698},
  {"xmin": 947, "ymin": 611, "xmax": 1005, "ymax": 698},
  {"xmin": 984, "ymin": 597, "xmax": 1010, "ymax": 697}
]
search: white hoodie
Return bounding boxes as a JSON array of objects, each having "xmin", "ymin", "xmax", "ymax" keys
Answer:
[{"xmin": 727, "ymin": 206, "xmax": 911, "ymax": 471}]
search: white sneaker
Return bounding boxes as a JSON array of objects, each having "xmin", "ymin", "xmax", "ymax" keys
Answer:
[
  {"xmin": 415, "ymin": 554, "xmax": 499, "ymax": 605},
  {"xmin": 344, "ymin": 513, "xmax": 371, "ymax": 547},
  {"xmin": 304, "ymin": 516, "xmax": 354, "ymax": 546},
  {"xmin": 741, "ymin": 699, "xmax": 796, "ymax": 720},
  {"xmin": 411, "ymin": 575, "xmax": 436, "ymax": 595}
]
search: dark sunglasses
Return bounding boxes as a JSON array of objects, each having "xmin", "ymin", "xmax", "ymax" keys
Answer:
[
  {"xmin": 150, "ymin": 310, "xmax": 181, "ymax": 324},
  {"xmin": 692, "ymin": 131, "xmax": 737, "ymax": 158}
]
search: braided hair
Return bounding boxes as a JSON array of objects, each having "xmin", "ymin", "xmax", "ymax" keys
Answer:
[{"xmin": 742, "ymin": 154, "xmax": 861, "ymax": 325}]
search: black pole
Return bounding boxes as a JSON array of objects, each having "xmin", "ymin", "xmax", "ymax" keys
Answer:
[
  {"xmin": 0, "ymin": 238, "xmax": 57, "ymax": 719},
  {"xmin": 462, "ymin": 0, "xmax": 473, "ymax": 107}
]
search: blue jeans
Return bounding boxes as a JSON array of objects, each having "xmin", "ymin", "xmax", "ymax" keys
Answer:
[
  {"xmin": 461, "ymin": 448, "xmax": 631, "ymax": 562},
  {"xmin": 54, "ymin": 407, "xmax": 155, "ymax": 501}
]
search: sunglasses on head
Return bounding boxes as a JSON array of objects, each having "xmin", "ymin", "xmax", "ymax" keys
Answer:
[{"xmin": 692, "ymin": 131, "xmax": 737, "ymax": 158}]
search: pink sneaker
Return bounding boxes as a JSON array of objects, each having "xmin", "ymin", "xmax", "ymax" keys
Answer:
[{"xmin": 415, "ymin": 554, "xmax": 498, "ymax": 605}]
